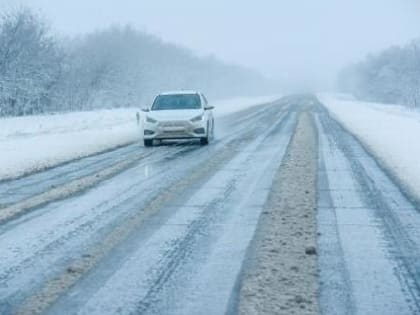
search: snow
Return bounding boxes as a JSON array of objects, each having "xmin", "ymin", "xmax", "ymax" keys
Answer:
[
  {"xmin": 0, "ymin": 109, "xmax": 141, "ymax": 180},
  {"xmin": 319, "ymin": 93, "xmax": 420, "ymax": 202},
  {"xmin": 0, "ymin": 95, "xmax": 280, "ymax": 180}
]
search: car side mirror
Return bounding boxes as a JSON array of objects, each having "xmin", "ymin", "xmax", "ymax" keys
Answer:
[
  {"xmin": 141, "ymin": 107, "xmax": 150, "ymax": 112},
  {"xmin": 204, "ymin": 106, "xmax": 214, "ymax": 110}
]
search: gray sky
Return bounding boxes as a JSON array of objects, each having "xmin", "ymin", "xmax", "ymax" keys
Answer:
[{"xmin": 3, "ymin": 0, "xmax": 420, "ymax": 88}]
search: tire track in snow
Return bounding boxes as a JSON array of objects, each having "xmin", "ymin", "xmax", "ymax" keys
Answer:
[{"xmin": 317, "ymin": 103, "xmax": 420, "ymax": 314}]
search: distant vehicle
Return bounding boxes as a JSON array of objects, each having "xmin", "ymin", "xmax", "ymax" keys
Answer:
[{"xmin": 142, "ymin": 91, "xmax": 215, "ymax": 147}]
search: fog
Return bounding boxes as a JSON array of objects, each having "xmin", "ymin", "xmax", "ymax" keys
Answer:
[{"xmin": 2, "ymin": 0, "xmax": 420, "ymax": 90}]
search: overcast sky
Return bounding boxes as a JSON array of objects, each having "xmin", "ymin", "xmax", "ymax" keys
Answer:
[{"xmin": 2, "ymin": 0, "xmax": 420, "ymax": 88}]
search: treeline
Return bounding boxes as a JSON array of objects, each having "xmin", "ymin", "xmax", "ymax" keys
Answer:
[
  {"xmin": 0, "ymin": 8, "xmax": 270, "ymax": 117},
  {"xmin": 337, "ymin": 39, "xmax": 420, "ymax": 107}
]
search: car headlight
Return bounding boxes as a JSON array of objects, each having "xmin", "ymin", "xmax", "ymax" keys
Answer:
[
  {"xmin": 146, "ymin": 116, "xmax": 157, "ymax": 123},
  {"xmin": 191, "ymin": 114, "xmax": 204, "ymax": 122}
]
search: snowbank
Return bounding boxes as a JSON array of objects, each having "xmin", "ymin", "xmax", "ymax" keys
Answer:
[
  {"xmin": 0, "ymin": 109, "xmax": 141, "ymax": 180},
  {"xmin": 319, "ymin": 94, "xmax": 420, "ymax": 201},
  {"xmin": 0, "ymin": 95, "xmax": 281, "ymax": 180}
]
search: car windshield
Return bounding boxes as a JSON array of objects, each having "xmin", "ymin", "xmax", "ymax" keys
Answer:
[{"xmin": 151, "ymin": 94, "xmax": 201, "ymax": 110}]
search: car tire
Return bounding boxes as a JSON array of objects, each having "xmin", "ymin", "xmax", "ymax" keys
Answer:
[
  {"xmin": 200, "ymin": 122, "xmax": 211, "ymax": 146},
  {"xmin": 144, "ymin": 139, "xmax": 153, "ymax": 147},
  {"xmin": 200, "ymin": 137, "xmax": 209, "ymax": 145}
]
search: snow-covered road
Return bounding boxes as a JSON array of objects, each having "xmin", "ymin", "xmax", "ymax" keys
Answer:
[
  {"xmin": 0, "ymin": 98, "xmax": 297, "ymax": 315},
  {"xmin": 2, "ymin": 95, "xmax": 420, "ymax": 315},
  {"xmin": 316, "ymin": 103, "xmax": 420, "ymax": 314}
]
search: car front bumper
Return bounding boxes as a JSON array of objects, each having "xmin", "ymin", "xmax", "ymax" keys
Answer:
[{"xmin": 144, "ymin": 120, "xmax": 206, "ymax": 140}]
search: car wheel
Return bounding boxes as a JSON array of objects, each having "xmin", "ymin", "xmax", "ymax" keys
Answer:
[
  {"xmin": 144, "ymin": 139, "xmax": 153, "ymax": 147},
  {"xmin": 200, "ymin": 122, "xmax": 210, "ymax": 145},
  {"xmin": 200, "ymin": 137, "xmax": 209, "ymax": 145}
]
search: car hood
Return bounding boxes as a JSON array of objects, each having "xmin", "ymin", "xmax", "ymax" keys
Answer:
[{"xmin": 148, "ymin": 109, "xmax": 203, "ymax": 121}]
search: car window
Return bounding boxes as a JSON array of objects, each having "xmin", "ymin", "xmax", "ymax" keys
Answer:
[{"xmin": 151, "ymin": 94, "xmax": 202, "ymax": 110}]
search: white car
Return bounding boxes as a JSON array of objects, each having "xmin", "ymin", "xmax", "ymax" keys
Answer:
[{"xmin": 142, "ymin": 91, "xmax": 215, "ymax": 147}]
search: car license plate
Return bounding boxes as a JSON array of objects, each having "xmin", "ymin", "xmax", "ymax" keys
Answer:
[{"xmin": 163, "ymin": 127, "xmax": 185, "ymax": 132}]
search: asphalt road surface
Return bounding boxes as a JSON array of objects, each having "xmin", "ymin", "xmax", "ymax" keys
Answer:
[{"xmin": 1, "ymin": 95, "xmax": 420, "ymax": 315}]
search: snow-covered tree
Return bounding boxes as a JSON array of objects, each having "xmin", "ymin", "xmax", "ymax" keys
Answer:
[
  {"xmin": 337, "ymin": 40, "xmax": 420, "ymax": 108},
  {"xmin": 0, "ymin": 8, "xmax": 273, "ymax": 117},
  {"xmin": 0, "ymin": 8, "xmax": 62, "ymax": 116}
]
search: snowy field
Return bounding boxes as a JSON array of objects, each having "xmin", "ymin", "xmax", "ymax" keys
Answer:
[
  {"xmin": 319, "ymin": 94, "xmax": 420, "ymax": 202},
  {"xmin": 0, "ymin": 95, "xmax": 279, "ymax": 180}
]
